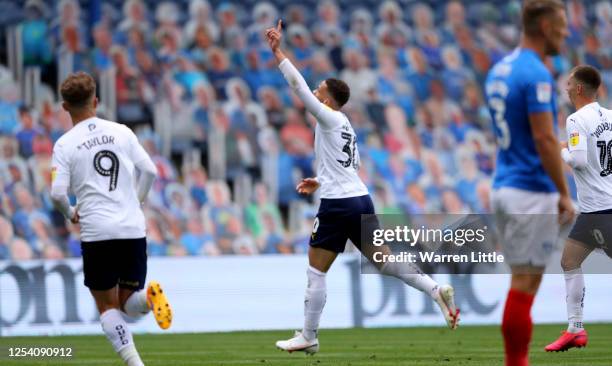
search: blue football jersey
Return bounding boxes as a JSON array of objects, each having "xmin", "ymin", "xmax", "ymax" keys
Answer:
[{"xmin": 485, "ymin": 48, "xmax": 558, "ymax": 193}]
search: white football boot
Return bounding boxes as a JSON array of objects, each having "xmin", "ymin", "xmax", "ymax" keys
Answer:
[
  {"xmin": 434, "ymin": 284, "xmax": 460, "ymax": 330},
  {"xmin": 275, "ymin": 331, "xmax": 319, "ymax": 355}
]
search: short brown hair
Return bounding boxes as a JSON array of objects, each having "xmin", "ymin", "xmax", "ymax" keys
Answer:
[
  {"xmin": 325, "ymin": 78, "xmax": 350, "ymax": 107},
  {"xmin": 521, "ymin": 0, "xmax": 564, "ymax": 37},
  {"xmin": 60, "ymin": 72, "xmax": 96, "ymax": 108},
  {"xmin": 572, "ymin": 65, "xmax": 602, "ymax": 96}
]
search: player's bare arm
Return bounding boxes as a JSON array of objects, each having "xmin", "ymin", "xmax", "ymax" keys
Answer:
[{"xmin": 529, "ymin": 111, "xmax": 575, "ymax": 223}]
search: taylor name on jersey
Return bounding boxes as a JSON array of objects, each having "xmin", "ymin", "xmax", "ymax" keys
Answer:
[{"xmin": 77, "ymin": 134, "xmax": 116, "ymax": 151}]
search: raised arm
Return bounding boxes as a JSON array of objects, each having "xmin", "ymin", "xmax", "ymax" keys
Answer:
[{"xmin": 266, "ymin": 20, "xmax": 338, "ymax": 129}]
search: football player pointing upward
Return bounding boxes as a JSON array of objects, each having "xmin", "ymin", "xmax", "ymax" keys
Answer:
[
  {"xmin": 51, "ymin": 72, "xmax": 172, "ymax": 366},
  {"xmin": 266, "ymin": 21, "xmax": 459, "ymax": 355}
]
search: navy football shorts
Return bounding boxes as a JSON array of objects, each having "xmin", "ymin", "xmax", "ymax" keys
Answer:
[
  {"xmin": 568, "ymin": 209, "xmax": 612, "ymax": 258},
  {"xmin": 81, "ymin": 237, "xmax": 147, "ymax": 291},
  {"xmin": 309, "ymin": 194, "xmax": 378, "ymax": 253}
]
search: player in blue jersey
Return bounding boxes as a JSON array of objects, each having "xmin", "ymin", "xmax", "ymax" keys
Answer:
[{"xmin": 485, "ymin": 1, "xmax": 573, "ymax": 365}]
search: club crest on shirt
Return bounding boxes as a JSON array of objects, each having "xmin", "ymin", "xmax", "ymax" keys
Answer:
[
  {"xmin": 536, "ymin": 82, "xmax": 551, "ymax": 103},
  {"xmin": 569, "ymin": 132, "xmax": 579, "ymax": 147}
]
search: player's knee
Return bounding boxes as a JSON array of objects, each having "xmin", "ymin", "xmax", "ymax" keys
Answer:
[
  {"xmin": 511, "ymin": 273, "xmax": 542, "ymax": 294},
  {"xmin": 93, "ymin": 293, "xmax": 121, "ymax": 314},
  {"xmin": 560, "ymin": 256, "xmax": 581, "ymax": 272}
]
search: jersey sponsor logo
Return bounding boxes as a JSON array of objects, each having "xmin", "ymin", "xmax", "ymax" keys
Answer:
[
  {"xmin": 536, "ymin": 82, "xmax": 551, "ymax": 103},
  {"xmin": 569, "ymin": 132, "xmax": 580, "ymax": 147}
]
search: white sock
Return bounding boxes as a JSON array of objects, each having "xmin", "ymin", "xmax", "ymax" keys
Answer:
[
  {"xmin": 380, "ymin": 261, "xmax": 440, "ymax": 299},
  {"xmin": 119, "ymin": 346, "xmax": 145, "ymax": 366},
  {"xmin": 302, "ymin": 266, "xmax": 326, "ymax": 341},
  {"xmin": 123, "ymin": 290, "xmax": 150, "ymax": 318},
  {"xmin": 565, "ymin": 268, "xmax": 585, "ymax": 333},
  {"xmin": 100, "ymin": 309, "xmax": 145, "ymax": 366}
]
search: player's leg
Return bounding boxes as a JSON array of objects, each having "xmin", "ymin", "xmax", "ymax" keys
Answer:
[
  {"xmin": 276, "ymin": 246, "xmax": 337, "ymax": 354},
  {"xmin": 545, "ymin": 238, "xmax": 592, "ymax": 352},
  {"xmin": 560, "ymin": 239, "xmax": 591, "ymax": 333},
  {"xmin": 119, "ymin": 238, "xmax": 172, "ymax": 329},
  {"xmin": 492, "ymin": 188, "xmax": 560, "ymax": 366},
  {"xmin": 502, "ymin": 268, "xmax": 543, "ymax": 366},
  {"xmin": 119, "ymin": 288, "xmax": 149, "ymax": 317},
  {"xmin": 276, "ymin": 198, "xmax": 344, "ymax": 354},
  {"xmin": 303, "ymin": 246, "xmax": 337, "ymax": 340},
  {"xmin": 356, "ymin": 199, "xmax": 459, "ymax": 329},
  {"xmin": 91, "ymin": 288, "xmax": 146, "ymax": 366},
  {"xmin": 82, "ymin": 240, "xmax": 145, "ymax": 366},
  {"xmin": 361, "ymin": 242, "xmax": 459, "ymax": 328}
]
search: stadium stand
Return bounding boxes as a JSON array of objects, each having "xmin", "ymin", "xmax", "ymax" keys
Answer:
[{"xmin": 0, "ymin": 0, "xmax": 610, "ymax": 259}]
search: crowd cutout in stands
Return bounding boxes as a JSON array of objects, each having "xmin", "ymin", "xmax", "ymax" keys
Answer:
[{"xmin": 0, "ymin": 0, "xmax": 611, "ymax": 259}]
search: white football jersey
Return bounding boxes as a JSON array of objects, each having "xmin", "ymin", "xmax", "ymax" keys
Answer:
[
  {"xmin": 279, "ymin": 59, "xmax": 368, "ymax": 199},
  {"xmin": 566, "ymin": 102, "xmax": 612, "ymax": 212},
  {"xmin": 51, "ymin": 117, "xmax": 152, "ymax": 241},
  {"xmin": 314, "ymin": 111, "xmax": 369, "ymax": 198}
]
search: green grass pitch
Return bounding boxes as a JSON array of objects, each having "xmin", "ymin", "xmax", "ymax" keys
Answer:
[{"xmin": 1, "ymin": 324, "xmax": 610, "ymax": 365}]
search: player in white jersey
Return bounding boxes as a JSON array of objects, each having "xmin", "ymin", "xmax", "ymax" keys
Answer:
[
  {"xmin": 50, "ymin": 73, "xmax": 172, "ymax": 366},
  {"xmin": 265, "ymin": 21, "xmax": 459, "ymax": 355},
  {"xmin": 546, "ymin": 66, "xmax": 612, "ymax": 352}
]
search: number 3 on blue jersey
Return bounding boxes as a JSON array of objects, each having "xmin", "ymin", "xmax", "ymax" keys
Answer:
[
  {"xmin": 486, "ymin": 80, "xmax": 511, "ymax": 150},
  {"xmin": 489, "ymin": 97, "xmax": 511, "ymax": 149}
]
